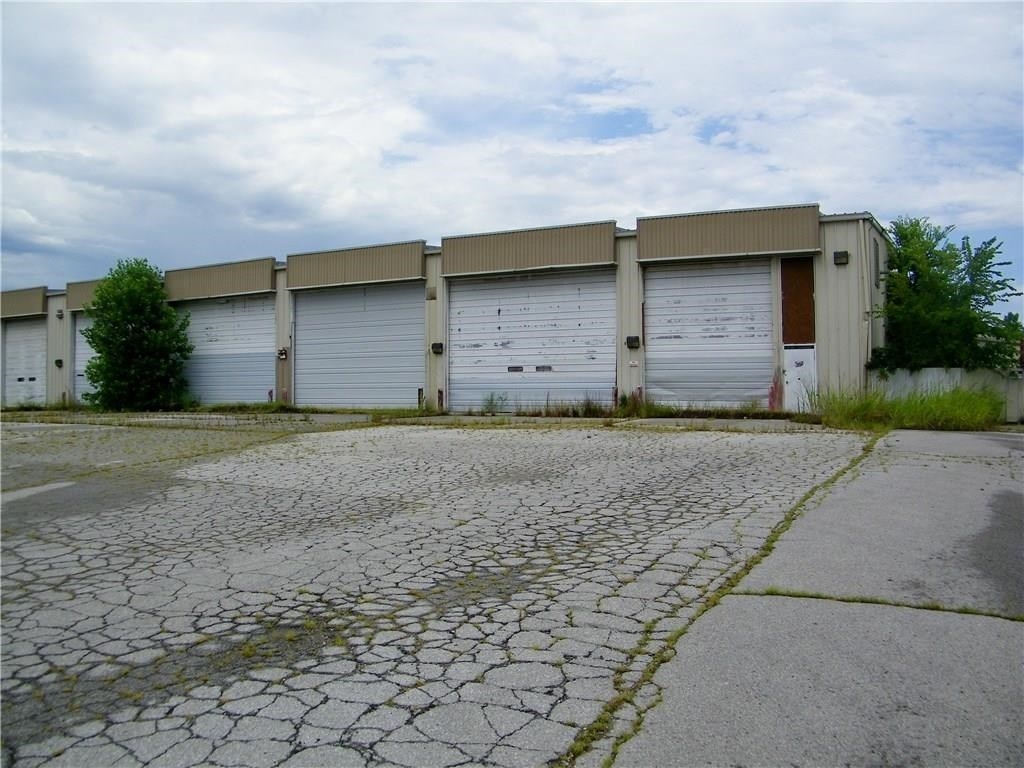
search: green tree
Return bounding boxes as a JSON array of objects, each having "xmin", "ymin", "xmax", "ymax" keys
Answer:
[
  {"xmin": 870, "ymin": 216, "xmax": 1023, "ymax": 373},
  {"xmin": 82, "ymin": 258, "xmax": 193, "ymax": 410}
]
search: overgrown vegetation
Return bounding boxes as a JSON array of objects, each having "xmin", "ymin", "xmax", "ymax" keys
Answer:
[
  {"xmin": 809, "ymin": 387, "xmax": 1004, "ymax": 431},
  {"xmin": 612, "ymin": 391, "xmax": 784, "ymax": 420},
  {"xmin": 870, "ymin": 216, "xmax": 1023, "ymax": 373},
  {"xmin": 469, "ymin": 391, "xmax": 790, "ymax": 420},
  {"xmin": 82, "ymin": 258, "xmax": 193, "ymax": 411},
  {"xmin": 192, "ymin": 401, "xmax": 303, "ymax": 414}
]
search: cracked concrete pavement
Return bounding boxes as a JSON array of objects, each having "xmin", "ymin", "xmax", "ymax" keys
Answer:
[{"xmin": 2, "ymin": 420, "xmax": 867, "ymax": 767}]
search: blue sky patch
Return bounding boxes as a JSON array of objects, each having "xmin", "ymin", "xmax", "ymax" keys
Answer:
[
  {"xmin": 697, "ymin": 116, "xmax": 738, "ymax": 146},
  {"xmin": 559, "ymin": 108, "xmax": 654, "ymax": 141}
]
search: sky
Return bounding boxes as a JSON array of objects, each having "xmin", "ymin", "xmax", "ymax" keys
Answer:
[{"xmin": 2, "ymin": 2, "xmax": 1022, "ymax": 315}]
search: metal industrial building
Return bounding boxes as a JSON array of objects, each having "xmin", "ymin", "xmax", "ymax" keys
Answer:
[{"xmin": 0, "ymin": 203, "xmax": 891, "ymax": 412}]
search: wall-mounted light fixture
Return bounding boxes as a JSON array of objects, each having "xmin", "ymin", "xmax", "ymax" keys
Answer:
[
  {"xmin": 431, "ymin": 342, "xmax": 444, "ymax": 355},
  {"xmin": 54, "ymin": 359, "xmax": 63, "ymax": 368},
  {"xmin": 56, "ymin": 309, "xmax": 64, "ymax": 319},
  {"xmin": 625, "ymin": 335, "xmax": 641, "ymax": 349},
  {"xmin": 833, "ymin": 250, "xmax": 850, "ymax": 266},
  {"xmin": 277, "ymin": 348, "xmax": 288, "ymax": 360}
]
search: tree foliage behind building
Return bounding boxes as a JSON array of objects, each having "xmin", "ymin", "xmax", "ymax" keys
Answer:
[
  {"xmin": 82, "ymin": 258, "xmax": 193, "ymax": 410},
  {"xmin": 869, "ymin": 216, "xmax": 1022, "ymax": 373}
]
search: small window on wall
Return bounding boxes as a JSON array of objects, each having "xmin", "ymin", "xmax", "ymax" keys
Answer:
[{"xmin": 873, "ymin": 239, "xmax": 881, "ymax": 288}]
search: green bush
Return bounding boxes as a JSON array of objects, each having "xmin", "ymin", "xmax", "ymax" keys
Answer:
[{"xmin": 82, "ymin": 258, "xmax": 193, "ymax": 411}]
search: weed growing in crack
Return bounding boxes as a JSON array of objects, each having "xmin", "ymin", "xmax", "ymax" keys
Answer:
[{"xmin": 553, "ymin": 433, "xmax": 884, "ymax": 768}]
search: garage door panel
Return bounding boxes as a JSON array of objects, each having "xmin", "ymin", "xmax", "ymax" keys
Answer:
[
  {"xmin": 293, "ymin": 281, "xmax": 424, "ymax": 408},
  {"xmin": 2, "ymin": 318, "xmax": 47, "ymax": 405},
  {"xmin": 645, "ymin": 260, "xmax": 775, "ymax": 408},
  {"xmin": 448, "ymin": 269, "xmax": 616, "ymax": 412},
  {"xmin": 181, "ymin": 296, "xmax": 276, "ymax": 404},
  {"xmin": 185, "ymin": 353, "xmax": 275, "ymax": 404}
]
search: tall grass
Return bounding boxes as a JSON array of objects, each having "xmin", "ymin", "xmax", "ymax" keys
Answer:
[
  {"xmin": 613, "ymin": 391, "xmax": 784, "ymax": 420},
  {"xmin": 809, "ymin": 387, "xmax": 1004, "ymax": 431}
]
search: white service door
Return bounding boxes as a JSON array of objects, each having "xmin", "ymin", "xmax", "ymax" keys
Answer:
[
  {"xmin": 783, "ymin": 345, "xmax": 817, "ymax": 412},
  {"xmin": 73, "ymin": 314, "xmax": 96, "ymax": 401},
  {"xmin": 644, "ymin": 259, "xmax": 775, "ymax": 407},
  {"xmin": 293, "ymin": 281, "xmax": 424, "ymax": 407},
  {"xmin": 181, "ymin": 295, "xmax": 276, "ymax": 404},
  {"xmin": 448, "ymin": 269, "xmax": 617, "ymax": 412},
  {"xmin": 2, "ymin": 318, "xmax": 47, "ymax": 406}
]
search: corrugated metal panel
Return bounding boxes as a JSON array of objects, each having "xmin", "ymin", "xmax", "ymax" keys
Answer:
[
  {"xmin": 73, "ymin": 314, "xmax": 96, "ymax": 401},
  {"xmin": 2, "ymin": 317, "xmax": 47, "ymax": 405},
  {"xmin": 644, "ymin": 259, "xmax": 775, "ymax": 407},
  {"xmin": 293, "ymin": 281, "xmax": 424, "ymax": 407},
  {"xmin": 1, "ymin": 287, "xmax": 47, "ymax": 318},
  {"xmin": 638, "ymin": 205, "xmax": 820, "ymax": 261},
  {"xmin": 66, "ymin": 280, "xmax": 102, "ymax": 311},
  {"xmin": 615, "ymin": 233, "xmax": 644, "ymax": 397},
  {"xmin": 442, "ymin": 221, "xmax": 617, "ymax": 276},
  {"xmin": 868, "ymin": 223, "xmax": 888, "ymax": 351},
  {"xmin": 46, "ymin": 294, "xmax": 71, "ymax": 404},
  {"xmin": 274, "ymin": 266, "xmax": 291, "ymax": 400},
  {"xmin": 165, "ymin": 258, "xmax": 275, "ymax": 301},
  {"xmin": 816, "ymin": 220, "xmax": 869, "ymax": 393},
  {"xmin": 288, "ymin": 242, "xmax": 425, "ymax": 290},
  {"xmin": 424, "ymin": 251, "xmax": 446, "ymax": 409},
  {"xmin": 448, "ymin": 268, "xmax": 617, "ymax": 412},
  {"xmin": 179, "ymin": 295, "xmax": 276, "ymax": 404}
]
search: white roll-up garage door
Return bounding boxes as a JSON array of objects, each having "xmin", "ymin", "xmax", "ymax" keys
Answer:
[
  {"xmin": 180, "ymin": 295, "xmax": 276, "ymax": 404},
  {"xmin": 293, "ymin": 281, "xmax": 424, "ymax": 407},
  {"xmin": 73, "ymin": 314, "xmax": 96, "ymax": 401},
  {"xmin": 448, "ymin": 268, "xmax": 617, "ymax": 413},
  {"xmin": 2, "ymin": 318, "xmax": 47, "ymax": 406},
  {"xmin": 644, "ymin": 259, "xmax": 775, "ymax": 407}
]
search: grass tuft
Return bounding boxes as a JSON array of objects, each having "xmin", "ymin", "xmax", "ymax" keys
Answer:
[{"xmin": 809, "ymin": 386, "xmax": 1004, "ymax": 431}]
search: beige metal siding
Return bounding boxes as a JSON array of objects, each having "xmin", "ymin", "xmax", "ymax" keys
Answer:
[
  {"xmin": 816, "ymin": 219, "xmax": 871, "ymax": 393},
  {"xmin": 165, "ymin": 258, "xmax": 275, "ymax": 301},
  {"xmin": 615, "ymin": 234, "xmax": 644, "ymax": 398},
  {"xmin": 442, "ymin": 221, "xmax": 617, "ymax": 276},
  {"xmin": 47, "ymin": 294, "xmax": 71, "ymax": 404},
  {"xmin": 288, "ymin": 242, "xmax": 425, "ymax": 289},
  {"xmin": 274, "ymin": 266, "xmax": 291, "ymax": 402},
  {"xmin": 67, "ymin": 280, "xmax": 102, "ymax": 311},
  {"xmin": 868, "ymin": 222, "xmax": 888, "ymax": 350},
  {"xmin": 637, "ymin": 205, "xmax": 821, "ymax": 262},
  {"xmin": 1, "ymin": 287, "xmax": 47, "ymax": 318},
  {"xmin": 425, "ymin": 251, "xmax": 446, "ymax": 410}
]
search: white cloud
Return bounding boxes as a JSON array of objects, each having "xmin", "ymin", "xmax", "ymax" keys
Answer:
[{"xmin": 1, "ymin": 2, "xmax": 1021, "ymax": 290}]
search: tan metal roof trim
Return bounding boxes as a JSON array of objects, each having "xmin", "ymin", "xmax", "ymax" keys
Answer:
[
  {"xmin": 637, "ymin": 204, "xmax": 821, "ymax": 261},
  {"xmin": 821, "ymin": 211, "xmax": 893, "ymax": 247},
  {"xmin": 164, "ymin": 257, "xmax": 275, "ymax": 302},
  {"xmin": 66, "ymin": 279, "xmax": 104, "ymax": 311},
  {"xmin": 441, "ymin": 220, "xmax": 617, "ymax": 276},
  {"xmin": 1, "ymin": 286, "xmax": 47, "ymax": 318},
  {"xmin": 287, "ymin": 241, "xmax": 426, "ymax": 289}
]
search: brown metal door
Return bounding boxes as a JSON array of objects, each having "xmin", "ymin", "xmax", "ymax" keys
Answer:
[{"xmin": 781, "ymin": 257, "xmax": 815, "ymax": 345}]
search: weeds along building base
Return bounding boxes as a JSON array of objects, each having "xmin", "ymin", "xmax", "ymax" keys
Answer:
[{"xmin": 0, "ymin": 204, "xmax": 890, "ymax": 413}]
